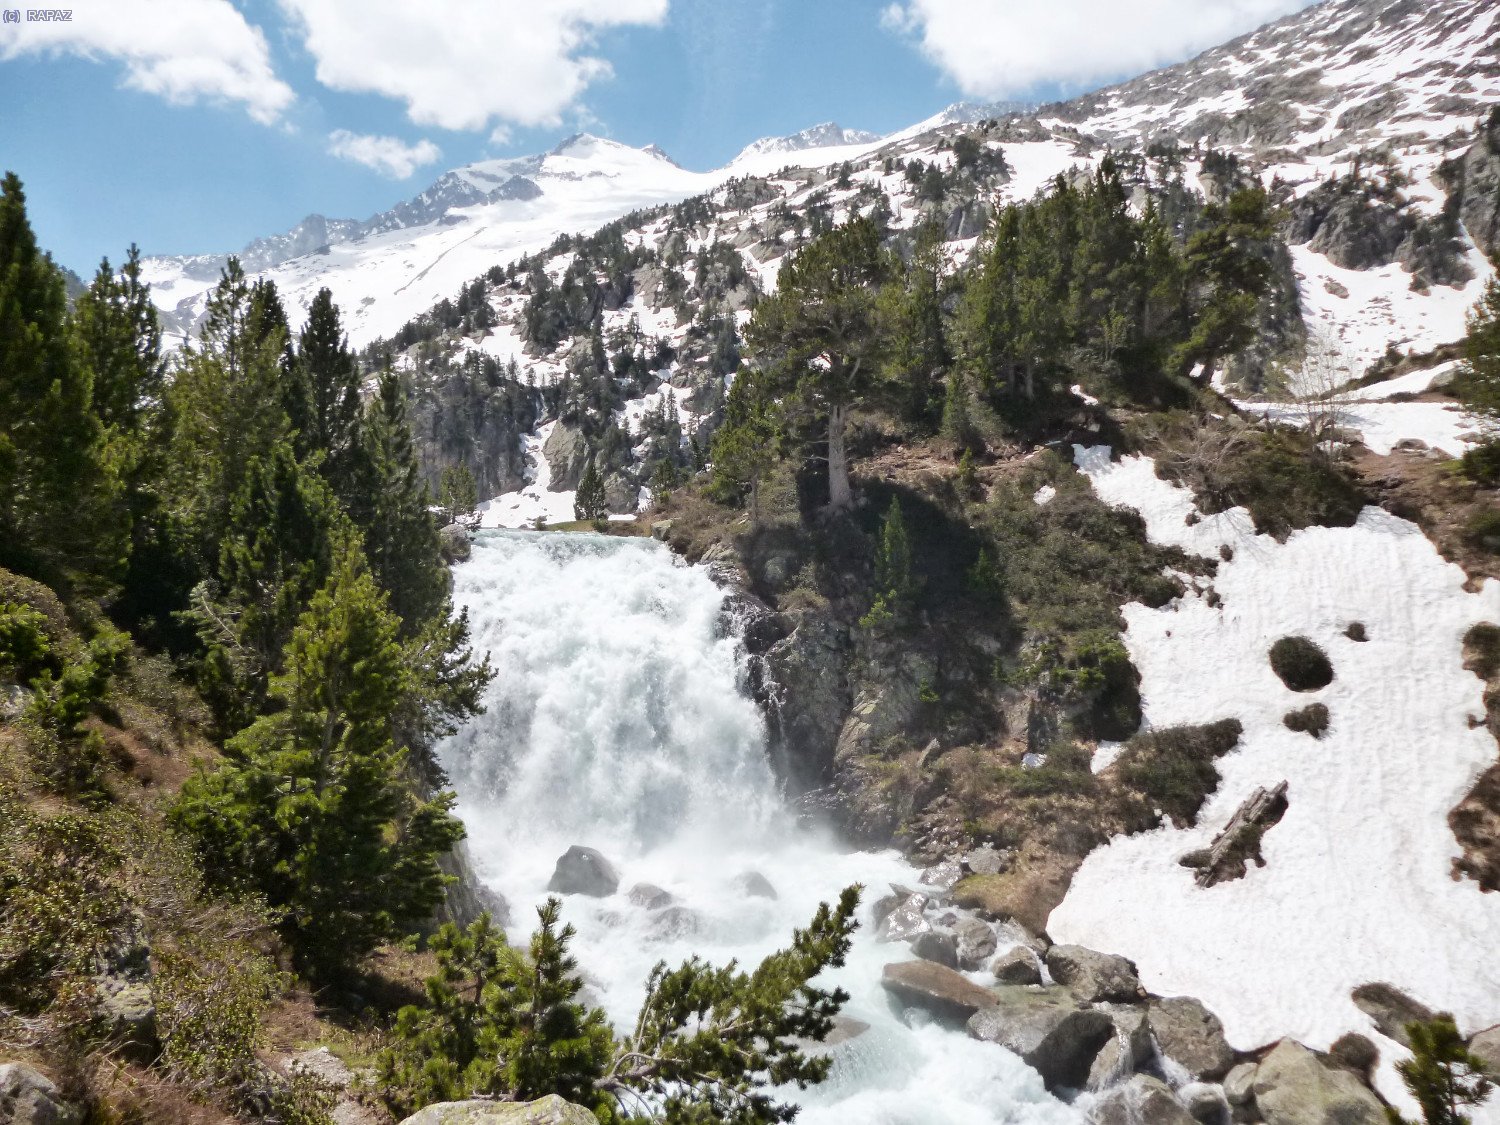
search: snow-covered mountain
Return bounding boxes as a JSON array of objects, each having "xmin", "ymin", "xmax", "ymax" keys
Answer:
[{"xmin": 732, "ymin": 122, "xmax": 883, "ymax": 162}]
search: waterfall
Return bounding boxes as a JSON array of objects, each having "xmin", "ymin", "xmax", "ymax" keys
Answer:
[{"xmin": 440, "ymin": 529, "xmax": 1080, "ymax": 1124}]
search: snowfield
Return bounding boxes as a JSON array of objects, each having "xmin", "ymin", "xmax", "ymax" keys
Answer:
[{"xmin": 1051, "ymin": 448, "xmax": 1500, "ymax": 1118}]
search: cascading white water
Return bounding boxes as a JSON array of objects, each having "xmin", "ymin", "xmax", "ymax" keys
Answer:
[{"xmin": 440, "ymin": 530, "xmax": 1081, "ymax": 1124}]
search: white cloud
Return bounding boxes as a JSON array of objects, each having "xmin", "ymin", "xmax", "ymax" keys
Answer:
[
  {"xmin": 882, "ymin": 0, "xmax": 1319, "ymax": 97},
  {"xmin": 0, "ymin": 0, "xmax": 294, "ymax": 123},
  {"xmin": 327, "ymin": 130, "xmax": 442, "ymax": 178},
  {"xmin": 277, "ymin": 0, "xmax": 670, "ymax": 133}
]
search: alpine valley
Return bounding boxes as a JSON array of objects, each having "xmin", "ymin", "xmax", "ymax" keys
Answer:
[{"xmin": 4, "ymin": 1, "xmax": 1500, "ymax": 1124}]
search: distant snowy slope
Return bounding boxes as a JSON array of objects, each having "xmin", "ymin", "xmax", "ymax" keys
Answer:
[{"xmin": 732, "ymin": 122, "xmax": 883, "ymax": 162}]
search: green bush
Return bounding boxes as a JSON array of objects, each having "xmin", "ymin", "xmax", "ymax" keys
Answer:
[
  {"xmin": 1459, "ymin": 439, "xmax": 1500, "ymax": 486},
  {"xmin": 1464, "ymin": 508, "xmax": 1500, "ymax": 550},
  {"xmin": 1116, "ymin": 719, "xmax": 1243, "ymax": 825},
  {"xmin": 1465, "ymin": 622, "xmax": 1500, "ymax": 680},
  {"xmin": 1269, "ymin": 635, "xmax": 1334, "ymax": 692},
  {"xmin": 1283, "ymin": 702, "xmax": 1331, "ymax": 737}
]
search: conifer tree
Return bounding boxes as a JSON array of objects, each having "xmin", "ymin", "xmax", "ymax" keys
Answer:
[
  {"xmin": 872, "ymin": 497, "xmax": 918, "ymax": 611},
  {"xmin": 710, "ymin": 372, "xmax": 778, "ymax": 519},
  {"xmin": 438, "ymin": 462, "xmax": 479, "ymax": 525},
  {"xmin": 164, "ymin": 259, "xmax": 291, "ymax": 573},
  {"xmin": 346, "ymin": 369, "xmax": 450, "ymax": 636},
  {"xmin": 940, "ymin": 370, "xmax": 981, "ymax": 456},
  {"xmin": 745, "ymin": 217, "xmax": 889, "ymax": 510},
  {"xmin": 881, "ymin": 222, "xmax": 950, "ymax": 426},
  {"xmin": 574, "ymin": 462, "xmax": 607, "ymax": 522},
  {"xmin": 1456, "ymin": 276, "xmax": 1500, "ymax": 417},
  {"xmin": 188, "ymin": 441, "xmax": 344, "ymax": 731},
  {"xmin": 1173, "ymin": 186, "xmax": 1276, "ymax": 384},
  {"xmin": 172, "ymin": 542, "xmax": 464, "ymax": 979},
  {"xmin": 0, "ymin": 173, "xmax": 121, "ymax": 583},
  {"xmin": 73, "ymin": 245, "xmax": 164, "ymax": 433},
  {"xmin": 1389, "ymin": 1016, "xmax": 1493, "ymax": 1125},
  {"xmin": 293, "ymin": 287, "xmax": 363, "ymax": 495}
]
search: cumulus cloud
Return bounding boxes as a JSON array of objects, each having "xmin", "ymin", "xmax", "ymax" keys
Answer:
[
  {"xmin": 881, "ymin": 0, "xmax": 1319, "ymax": 97},
  {"xmin": 0, "ymin": 0, "xmax": 294, "ymax": 122},
  {"xmin": 327, "ymin": 130, "xmax": 442, "ymax": 178},
  {"xmin": 277, "ymin": 0, "xmax": 670, "ymax": 133}
]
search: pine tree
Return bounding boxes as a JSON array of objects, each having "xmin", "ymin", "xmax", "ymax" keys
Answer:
[
  {"xmin": 164, "ymin": 259, "xmax": 291, "ymax": 574},
  {"xmin": 940, "ymin": 370, "xmax": 980, "ymax": 456},
  {"xmin": 574, "ymin": 461, "xmax": 607, "ymax": 522},
  {"xmin": 881, "ymin": 222, "xmax": 950, "ymax": 426},
  {"xmin": 382, "ymin": 889, "xmax": 862, "ymax": 1124},
  {"xmin": 188, "ymin": 441, "xmax": 344, "ymax": 731},
  {"xmin": 438, "ymin": 462, "xmax": 479, "ymax": 526},
  {"xmin": 1456, "ymin": 276, "xmax": 1500, "ymax": 416},
  {"xmin": 1173, "ymin": 186, "xmax": 1276, "ymax": 384},
  {"xmin": 346, "ymin": 369, "xmax": 450, "ymax": 636},
  {"xmin": 379, "ymin": 903, "xmax": 614, "ymax": 1118},
  {"xmin": 73, "ymin": 245, "xmax": 164, "ymax": 433},
  {"xmin": 745, "ymin": 217, "xmax": 889, "ymax": 511},
  {"xmin": 0, "ymin": 173, "xmax": 122, "ymax": 583},
  {"xmin": 710, "ymin": 372, "xmax": 778, "ymax": 519},
  {"xmin": 872, "ymin": 497, "xmax": 918, "ymax": 611},
  {"xmin": 292, "ymin": 287, "xmax": 363, "ymax": 495},
  {"xmin": 1389, "ymin": 1016, "xmax": 1493, "ymax": 1125},
  {"xmin": 172, "ymin": 542, "xmax": 464, "ymax": 979}
]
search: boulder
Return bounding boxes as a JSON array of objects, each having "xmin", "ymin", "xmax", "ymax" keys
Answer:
[
  {"xmin": 546, "ymin": 846, "xmax": 620, "ymax": 897},
  {"xmin": 911, "ymin": 931, "xmax": 959, "ymax": 969},
  {"xmin": 964, "ymin": 845, "xmax": 1009, "ymax": 877},
  {"xmin": 399, "ymin": 1095, "xmax": 597, "ymax": 1125},
  {"xmin": 954, "ymin": 917, "xmax": 998, "ymax": 970},
  {"xmin": 1046, "ymin": 945, "xmax": 1142, "ymax": 1004},
  {"xmin": 1148, "ymin": 996, "xmax": 1236, "ymax": 1081},
  {"xmin": 1087, "ymin": 1005, "xmax": 1153, "ymax": 1091},
  {"xmin": 796, "ymin": 1015, "xmax": 872, "ymax": 1056},
  {"xmin": 1178, "ymin": 1082, "xmax": 1230, "ymax": 1123},
  {"xmin": 1470, "ymin": 1024, "xmax": 1500, "ymax": 1076},
  {"xmin": 878, "ymin": 892, "xmax": 932, "ymax": 943},
  {"xmin": 732, "ymin": 872, "xmax": 777, "ymax": 900},
  {"xmin": 1350, "ymin": 982, "xmax": 1434, "ymax": 1048},
  {"xmin": 0, "ymin": 1063, "xmax": 82, "ymax": 1125},
  {"xmin": 881, "ymin": 960, "xmax": 999, "ymax": 1027},
  {"xmin": 950, "ymin": 866, "xmax": 1070, "ymax": 936},
  {"xmin": 439, "ymin": 523, "xmax": 472, "ymax": 563},
  {"xmin": 920, "ymin": 858, "xmax": 963, "ymax": 891},
  {"xmin": 992, "ymin": 947, "xmax": 1043, "ymax": 986},
  {"xmin": 966, "ymin": 986, "xmax": 1115, "ymax": 1093},
  {"xmin": 1251, "ymin": 1039, "xmax": 1384, "ymax": 1125},
  {"xmin": 647, "ymin": 906, "xmax": 703, "ymax": 941},
  {"xmin": 627, "ymin": 883, "xmax": 674, "ymax": 910},
  {"xmin": 93, "ymin": 922, "xmax": 158, "ymax": 1062},
  {"xmin": 1086, "ymin": 1075, "xmax": 1195, "ymax": 1125},
  {"xmin": 1223, "ymin": 1061, "xmax": 1258, "ymax": 1107},
  {"xmin": 542, "ymin": 423, "xmax": 589, "ymax": 491}
]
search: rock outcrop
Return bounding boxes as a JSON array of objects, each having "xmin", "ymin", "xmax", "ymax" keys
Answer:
[
  {"xmin": 1045, "ymin": 945, "xmax": 1143, "ymax": 1004},
  {"xmin": 1086, "ymin": 1074, "xmax": 1196, "ymax": 1125},
  {"xmin": 966, "ymin": 986, "xmax": 1115, "ymax": 1093},
  {"xmin": 1251, "ymin": 1039, "xmax": 1385, "ymax": 1125},
  {"xmin": 546, "ymin": 846, "xmax": 620, "ymax": 897},
  {"xmin": 880, "ymin": 960, "xmax": 999, "ymax": 1027},
  {"xmin": 0, "ymin": 1064, "xmax": 83, "ymax": 1125},
  {"xmin": 399, "ymin": 1095, "xmax": 597, "ymax": 1125},
  {"xmin": 1148, "ymin": 996, "xmax": 1237, "ymax": 1082}
]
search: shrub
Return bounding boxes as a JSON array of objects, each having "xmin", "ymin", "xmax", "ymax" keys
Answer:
[
  {"xmin": 1115, "ymin": 719, "xmax": 1243, "ymax": 826},
  {"xmin": 1465, "ymin": 622, "xmax": 1500, "ymax": 680},
  {"xmin": 1269, "ymin": 635, "xmax": 1334, "ymax": 691},
  {"xmin": 1283, "ymin": 702, "xmax": 1331, "ymax": 737},
  {"xmin": 1459, "ymin": 439, "xmax": 1500, "ymax": 486},
  {"xmin": 1464, "ymin": 508, "xmax": 1500, "ymax": 551}
]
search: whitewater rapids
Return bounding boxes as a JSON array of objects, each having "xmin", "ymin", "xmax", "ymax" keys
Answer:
[{"xmin": 438, "ymin": 530, "xmax": 1079, "ymax": 1124}]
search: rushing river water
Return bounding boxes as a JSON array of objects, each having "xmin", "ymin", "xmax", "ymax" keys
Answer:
[{"xmin": 438, "ymin": 530, "xmax": 1081, "ymax": 1124}]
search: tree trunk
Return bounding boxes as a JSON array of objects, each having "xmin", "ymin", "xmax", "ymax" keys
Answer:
[{"xmin": 827, "ymin": 403, "xmax": 852, "ymax": 511}]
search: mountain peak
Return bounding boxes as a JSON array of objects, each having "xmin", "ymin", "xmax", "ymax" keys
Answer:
[{"xmin": 733, "ymin": 122, "xmax": 884, "ymax": 163}]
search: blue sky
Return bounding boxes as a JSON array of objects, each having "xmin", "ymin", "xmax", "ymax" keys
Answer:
[{"xmin": 0, "ymin": 0, "xmax": 1318, "ymax": 274}]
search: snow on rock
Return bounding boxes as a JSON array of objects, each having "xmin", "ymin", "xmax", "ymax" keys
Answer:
[
  {"xmin": 1051, "ymin": 446, "xmax": 1500, "ymax": 1114},
  {"xmin": 1241, "ymin": 399, "xmax": 1487, "ymax": 458},
  {"xmin": 1291, "ymin": 243, "xmax": 1495, "ymax": 375},
  {"xmin": 477, "ymin": 421, "xmax": 578, "ymax": 529}
]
